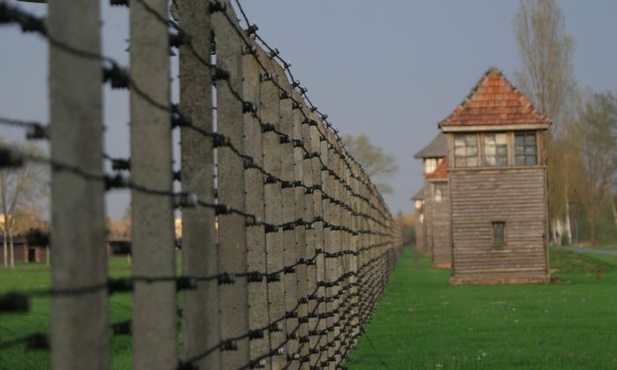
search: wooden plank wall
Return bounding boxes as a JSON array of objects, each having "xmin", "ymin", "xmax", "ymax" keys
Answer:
[
  {"xmin": 423, "ymin": 181, "xmax": 452, "ymax": 266},
  {"xmin": 422, "ymin": 182, "xmax": 434, "ymax": 258},
  {"xmin": 450, "ymin": 167, "xmax": 549, "ymax": 283},
  {"xmin": 415, "ymin": 214, "xmax": 425, "ymax": 253},
  {"xmin": 430, "ymin": 180, "xmax": 451, "ymax": 267}
]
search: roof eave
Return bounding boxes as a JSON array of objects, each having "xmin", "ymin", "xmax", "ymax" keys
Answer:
[{"xmin": 440, "ymin": 122, "xmax": 551, "ymax": 133}]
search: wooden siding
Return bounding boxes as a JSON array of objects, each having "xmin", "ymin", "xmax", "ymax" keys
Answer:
[
  {"xmin": 430, "ymin": 181, "xmax": 451, "ymax": 267},
  {"xmin": 449, "ymin": 167, "xmax": 549, "ymax": 283},
  {"xmin": 423, "ymin": 181, "xmax": 434, "ymax": 258},
  {"xmin": 415, "ymin": 213, "xmax": 425, "ymax": 253},
  {"xmin": 424, "ymin": 181, "xmax": 452, "ymax": 267}
]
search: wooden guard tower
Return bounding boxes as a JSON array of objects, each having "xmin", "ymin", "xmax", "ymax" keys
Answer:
[
  {"xmin": 414, "ymin": 134, "xmax": 452, "ymax": 267},
  {"xmin": 439, "ymin": 67, "xmax": 551, "ymax": 284}
]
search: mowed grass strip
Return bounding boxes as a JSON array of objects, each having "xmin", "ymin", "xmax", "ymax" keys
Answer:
[
  {"xmin": 0, "ymin": 258, "xmax": 133, "ymax": 370},
  {"xmin": 3, "ymin": 249, "xmax": 617, "ymax": 369},
  {"xmin": 346, "ymin": 247, "xmax": 617, "ymax": 370}
]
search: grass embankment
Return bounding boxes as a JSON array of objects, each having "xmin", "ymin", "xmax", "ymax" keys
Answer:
[
  {"xmin": 0, "ymin": 258, "xmax": 133, "ymax": 370},
  {"xmin": 346, "ymin": 247, "xmax": 617, "ymax": 370}
]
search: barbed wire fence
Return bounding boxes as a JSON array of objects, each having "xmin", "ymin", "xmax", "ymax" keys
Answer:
[{"xmin": 0, "ymin": 0, "xmax": 403, "ymax": 369}]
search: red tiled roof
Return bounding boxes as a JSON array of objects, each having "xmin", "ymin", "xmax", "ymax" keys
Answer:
[
  {"xmin": 438, "ymin": 67, "xmax": 551, "ymax": 129},
  {"xmin": 426, "ymin": 156, "xmax": 448, "ymax": 180}
]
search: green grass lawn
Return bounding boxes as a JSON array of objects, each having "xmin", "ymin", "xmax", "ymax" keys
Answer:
[
  {"xmin": 0, "ymin": 258, "xmax": 133, "ymax": 370},
  {"xmin": 3, "ymin": 248, "xmax": 617, "ymax": 369},
  {"xmin": 345, "ymin": 247, "xmax": 617, "ymax": 370}
]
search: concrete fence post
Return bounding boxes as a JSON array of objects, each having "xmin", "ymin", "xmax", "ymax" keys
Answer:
[
  {"xmin": 303, "ymin": 112, "xmax": 320, "ymax": 367},
  {"xmin": 49, "ymin": 1, "xmax": 108, "ymax": 369},
  {"xmin": 348, "ymin": 162, "xmax": 360, "ymax": 349},
  {"xmin": 129, "ymin": 0, "xmax": 176, "ymax": 368},
  {"xmin": 178, "ymin": 1, "xmax": 219, "ymax": 368},
  {"xmin": 291, "ymin": 90, "xmax": 309, "ymax": 365},
  {"xmin": 309, "ymin": 116, "xmax": 326, "ymax": 368},
  {"xmin": 272, "ymin": 62, "xmax": 300, "ymax": 369},
  {"xmin": 359, "ymin": 176, "xmax": 371, "ymax": 326},
  {"xmin": 319, "ymin": 127, "xmax": 335, "ymax": 369},
  {"xmin": 213, "ymin": 4, "xmax": 250, "ymax": 369},
  {"xmin": 242, "ymin": 49, "xmax": 270, "ymax": 368},
  {"xmin": 328, "ymin": 133, "xmax": 343, "ymax": 368},
  {"xmin": 260, "ymin": 54, "xmax": 286, "ymax": 370},
  {"xmin": 339, "ymin": 158, "xmax": 352, "ymax": 358}
]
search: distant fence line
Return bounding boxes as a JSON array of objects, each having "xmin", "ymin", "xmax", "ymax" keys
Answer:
[{"xmin": 0, "ymin": 1, "xmax": 402, "ymax": 369}]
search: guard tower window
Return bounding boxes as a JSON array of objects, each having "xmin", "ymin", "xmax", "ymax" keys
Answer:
[
  {"xmin": 492, "ymin": 221, "xmax": 506, "ymax": 246},
  {"xmin": 485, "ymin": 133, "xmax": 508, "ymax": 166},
  {"xmin": 515, "ymin": 132, "xmax": 537, "ymax": 165},
  {"xmin": 434, "ymin": 182, "xmax": 447, "ymax": 202},
  {"xmin": 454, "ymin": 134, "xmax": 478, "ymax": 167}
]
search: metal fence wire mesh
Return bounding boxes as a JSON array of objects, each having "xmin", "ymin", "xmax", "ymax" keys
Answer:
[{"xmin": 0, "ymin": 1, "xmax": 403, "ymax": 369}]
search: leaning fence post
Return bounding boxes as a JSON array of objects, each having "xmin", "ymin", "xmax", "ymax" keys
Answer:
[
  {"xmin": 326, "ymin": 132, "xmax": 343, "ymax": 369},
  {"xmin": 358, "ymin": 174, "xmax": 371, "ymax": 327},
  {"xmin": 305, "ymin": 111, "xmax": 323, "ymax": 368},
  {"xmin": 178, "ymin": 0, "xmax": 218, "ymax": 368},
  {"xmin": 129, "ymin": 0, "xmax": 176, "ymax": 368},
  {"xmin": 338, "ymin": 155, "xmax": 353, "ymax": 359},
  {"xmin": 260, "ymin": 54, "xmax": 286, "ymax": 370},
  {"xmin": 273, "ymin": 62, "xmax": 300, "ymax": 369},
  {"xmin": 213, "ymin": 4, "xmax": 250, "ymax": 369},
  {"xmin": 292, "ymin": 90, "xmax": 309, "ymax": 365},
  {"xmin": 319, "ymin": 125, "xmax": 336, "ymax": 370},
  {"xmin": 49, "ymin": 1, "xmax": 108, "ymax": 369},
  {"xmin": 311, "ymin": 117, "xmax": 328, "ymax": 368},
  {"xmin": 242, "ymin": 49, "xmax": 270, "ymax": 368},
  {"xmin": 348, "ymin": 162, "xmax": 361, "ymax": 349}
]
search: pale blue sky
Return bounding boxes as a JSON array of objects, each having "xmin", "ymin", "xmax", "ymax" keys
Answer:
[{"xmin": 0, "ymin": 1, "xmax": 615, "ymax": 219}]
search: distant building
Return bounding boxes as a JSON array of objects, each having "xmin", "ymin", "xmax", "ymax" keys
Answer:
[
  {"xmin": 411, "ymin": 188, "xmax": 425, "ymax": 253},
  {"xmin": 1, "ymin": 230, "xmax": 50, "ymax": 265},
  {"xmin": 414, "ymin": 133, "xmax": 451, "ymax": 267},
  {"xmin": 439, "ymin": 68, "xmax": 551, "ymax": 284}
]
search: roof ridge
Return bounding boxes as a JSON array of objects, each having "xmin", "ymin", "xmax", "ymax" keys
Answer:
[{"xmin": 438, "ymin": 67, "xmax": 551, "ymax": 129}]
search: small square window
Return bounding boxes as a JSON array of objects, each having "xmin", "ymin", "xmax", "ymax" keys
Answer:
[
  {"xmin": 492, "ymin": 222, "xmax": 506, "ymax": 246},
  {"xmin": 454, "ymin": 133, "xmax": 478, "ymax": 168},
  {"xmin": 434, "ymin": 183, "xmax": 447, "ymax": 202},
  {"xmin": 424, "ymin": 158, "xmax": 437, "ymax": 174},
  {"xmin": 485, "ymin": 133, "xmax": 508, "ymax": 167},
  {"xmin": 514, "ymin": 132, "xmax": 537, "ymax": 166}
]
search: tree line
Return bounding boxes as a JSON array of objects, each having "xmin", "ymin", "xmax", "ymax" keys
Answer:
[{"xmin": 514, "ymin": 0, "xmax": 617, "ymax": 245}]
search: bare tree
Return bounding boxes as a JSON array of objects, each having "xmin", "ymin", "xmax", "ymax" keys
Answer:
[
  {"xmin": 514, "ymin": 0, "xmax": 577, "ymax": 244},
  {"xmin": 342, "ymin": 134, "xmax": 398, "ymax": 194},
  {"xmin": 514, "ymin": 0, "xmax": 575, "ymax": 133},
  {"xmin": 574, "ymin": 91, "xmax": 617, "ymax": 244},
  {"xmin": 0, "ymin": 140, "xmax": 48, "ymax": 268}
]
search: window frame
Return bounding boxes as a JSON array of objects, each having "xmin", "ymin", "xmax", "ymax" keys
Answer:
[
  {"xmin": 491, "ymin": 221, "xmax": 506, "ymax": 246},
  {"xmin": 514, "ymin": 131, "xmax": 538, "ymax": 166},
  {"xmin": 454, "ymin": 133, "xmax": 478, "ymax": 168},
  {"xmin": 424, "ymin": 158, "xmax": 437, "ymax": 174},
  {"xmin": 433, "ymin": 182, "xmax": 447, "ymax": 202},
  {"xmin": 484, "ymin": 132, "xmax": 508, "ymax": 167}
]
